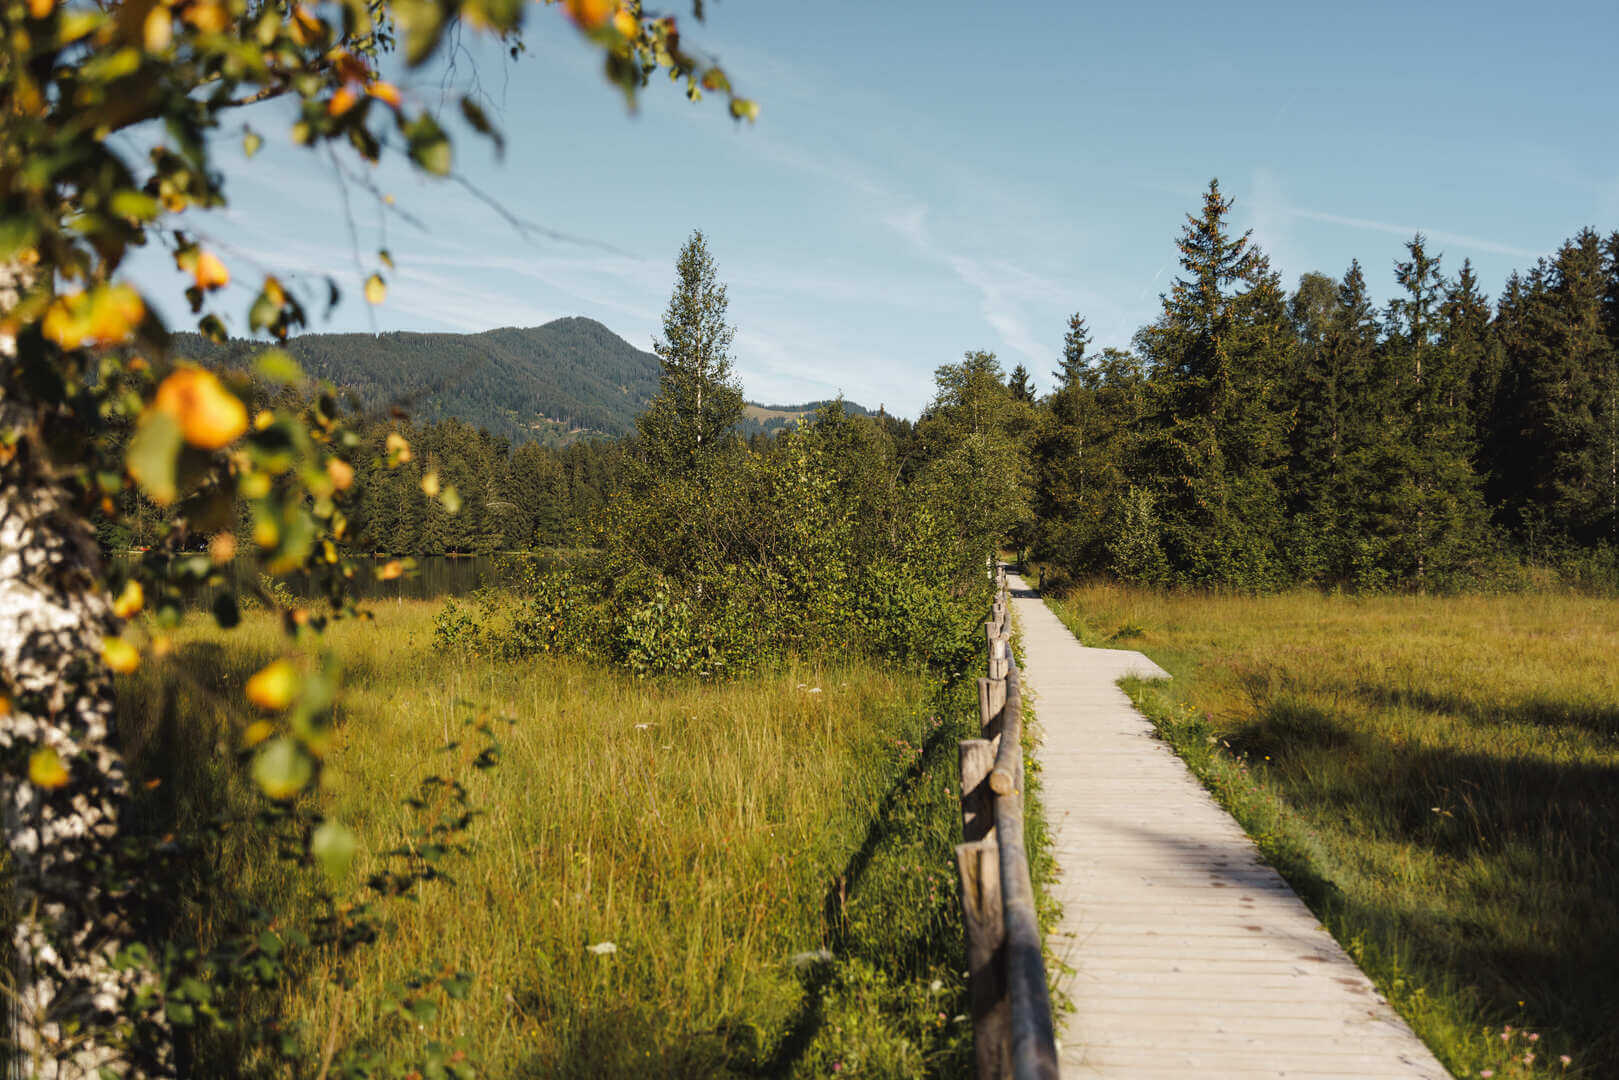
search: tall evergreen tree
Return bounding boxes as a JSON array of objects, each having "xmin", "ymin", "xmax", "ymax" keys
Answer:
[
  {"xmin": 1033, "ymin": 315, "xmax": 1144, "ymax": 575},
  {"xmin": 1137, "ymin": 179, "xmax": 1293, "ymax": 586},
  {"xmin": 1504, "ymin": 231, "xmax": 1618, "ymax": 544},
  {"xmin": 1283, "ymin": 264, "xmax": 1379, "ymax": 581},
  {"xmin": 637, "ymin": 230, "xmax": 744, "ymax": 475},
  {"xmin": 1360, "ymin": 235, "xmax": 1491, "ymax": 587},
  {"xmin": 1008, "ymin": 363, "xmax": 1036, "ymax": 403}
]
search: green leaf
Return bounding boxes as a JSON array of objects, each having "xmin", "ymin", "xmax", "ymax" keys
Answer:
[
  {"xmin": 459, "ymin": 96, "xmax": 504, "ymax": 153},
  {"xmin": 109, "ymin": 190, "xmax": 160, "ymax": 222},
  {"xmin": 392, "ymin": 0, "xmax": 446, "ymax": 66},
  {"xmin": 0, "ymin": 217, "xmax": 38, "ymax": 261},
  {"xmin": 440, "ymin": 484, "xmax": 461, "ymax": 515},
  {"xmin": 243, "ymin": 128, "xmax": 263, "ymax": 158},
  {"xmin": 405, "ymin": 113, "xmax": 452, "ymax": 176},
  {"xmin": 254, "ymin": 349, "xmax": 304, "ymax": 385},
  {"xmin": 251, "ymin": 737, "xmax": 313, "ymax": 800},
  {"xmin": 311, "ymin": 819, "xmax": 357, "ymax": 882},
  {"xmin": 126, "ymin": 411, "xmax": 183, "ymax": 506},
  {"xmin": 197, "ymin": 314, "xmax": 227, "ymax": 343}
]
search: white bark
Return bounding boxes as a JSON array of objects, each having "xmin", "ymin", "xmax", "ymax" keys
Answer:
[{"xmin": 0, "ymin": 262, "xmax": 162, "ymax": 1076}]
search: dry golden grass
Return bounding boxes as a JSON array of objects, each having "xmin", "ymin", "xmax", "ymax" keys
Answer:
[{"xmin": 116, "ymin": 602, "xmax": 977, "ymax": 1077}]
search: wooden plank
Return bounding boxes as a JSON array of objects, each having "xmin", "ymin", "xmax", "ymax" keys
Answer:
[{"xmin": 1004, "ymin": 571, "xmax": 1451, "ymax": 1080}]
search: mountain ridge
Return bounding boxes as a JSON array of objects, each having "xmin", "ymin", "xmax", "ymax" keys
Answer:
[{"xmin": 179, "ymin": 317, "xmax": 868, "ymax": 445}]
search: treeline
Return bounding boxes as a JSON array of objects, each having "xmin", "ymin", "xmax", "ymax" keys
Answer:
[
  {"xmin": 1020, "ymin": 180, "xmax": 1619, "ymax": 590},
  {"xmin": 349, "ymin": 419, "xmax": 622, "ymax": 554}
]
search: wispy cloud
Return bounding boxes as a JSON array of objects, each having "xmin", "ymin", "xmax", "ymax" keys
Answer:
[{"xmin": 1279, "ymin": 206, "xmax": 1543, "ymax": 260}]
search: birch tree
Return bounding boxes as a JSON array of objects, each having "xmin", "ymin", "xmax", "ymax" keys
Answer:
[{"xmin": 0, "ymin": 0, "xmax": 753, "ymax": 1072}]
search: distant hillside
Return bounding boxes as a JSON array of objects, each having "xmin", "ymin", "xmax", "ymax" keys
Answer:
[
  {"xmin": 178, "ymin": 317, "xmax": 661, "ymax": 446},
  {"xmin": 178, "ymin": 319, "xmax": 873, "ymax": 445},
  {"xmin": 741, "ymin": 399, "xmax": 875, "ymax": 435}
]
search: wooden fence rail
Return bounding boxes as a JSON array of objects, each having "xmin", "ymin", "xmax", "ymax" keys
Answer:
[{"xmin": 955, "ymin": 566, "xmax": 1059, "ymax": 1080}]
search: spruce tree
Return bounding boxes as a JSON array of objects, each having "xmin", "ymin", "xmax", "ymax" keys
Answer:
[
  {"xmin": 637, "ymin": 230, "xmax": 745, "ymax": 476},
  {"xmin": 1284, "ymin": 264, "xmax": 1379, "ymax": 581},
  {"xmin": 1137, "ymin": 179, "xmax": 1292, "ymax": 586},
  {"xmin": 1008, "ymin": 363, "xmax": 1036, "ymax": 403},
  {"xmin": 1361, "ymin": 235, "xmax": 1491, "ymax": 587},
  {"xmin": 1508, "ymin": 231, "xmax": 1617, "ymax": 544}
]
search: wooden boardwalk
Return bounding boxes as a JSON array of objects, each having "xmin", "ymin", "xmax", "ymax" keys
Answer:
[{"xmin": 1006, "ymin": 573, "xmax": 1451, "ymax": 1079}]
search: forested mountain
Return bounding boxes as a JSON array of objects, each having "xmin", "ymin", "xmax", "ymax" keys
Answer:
[
  {"xmin": 179, "ymin": 318, "xmax": 873, "ymax": 447},
  {"xmin": 179, "ymin": 317, "xmax": 663, "ymax": 445}
]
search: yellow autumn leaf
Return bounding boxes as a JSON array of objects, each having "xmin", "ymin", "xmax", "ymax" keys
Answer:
[
  {"xmin": 364, "ymin": 273, "xmax": 386, "ymax": 304},
  {"xmin": 242, "ymin": 720, "xmax": 275, "ymax": 748},
  {"xmin": 112, "ymin": 579, "xmax": 144, "ymax": 620},
  {"xmin": 209, "ymin": 531, "xmax": 236, "ymax": 563},
  {"xmin": 102, "ymin": 636, "xmax": 140, "ymax": 674},
  {"xmin": 368, "ymin": 81, "xmax": 402, "ymax": 108},
  {"xmin": 420, "ymin": 470, "xmax": 440, "ymax": 498},
  {"xmin": 142, "ymin": 7, "xmax": 171, "ymax": 50},
  {"xmin": 564, "ymin": 0, "xmax": 612, "ymax": 28},
  {"xmin": 152, "ymin": 368, "xmax": 248, "ymax": 450},
  {"xmin": 378, "ymin": 559, "xmax": 404, "ymax": 581},
  {"xmin": 193, "ymin": 250, "xmax": 229, "ymax": 290},
  {"xmin": 245, "ymin": 659, "xmax": 299, "ymax": 711},
  {"xmin": 327, "ymin": 458, "xmax": 355, "ymax": 491},
  {"xmin": 28, "ymin": 747, "xmax": 69, "ymax": 790},
  {"xmin": 327, "ymin": 85, "xmax": 360, "ymax": 116},
  {"xmin": 386, "ymin": 431, "xmax": 411, "ymax": 465}
]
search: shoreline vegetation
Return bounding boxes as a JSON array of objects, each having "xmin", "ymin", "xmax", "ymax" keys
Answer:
[{"xmin": 1041, "ymin": 580, "xmax": 1617, "ymax": 1079}]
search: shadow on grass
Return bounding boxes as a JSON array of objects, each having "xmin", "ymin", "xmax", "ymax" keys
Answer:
[
  {"xmin": 746, "ymin": 683, "xmax": 967, "ymax": 1078},
  {"xmin": 1334, "ymin": 679, "xmax": 1619, "ymax": 741},
  {"xmin": 1213, "ymin": 697, "xmax": 1619, "ymax": 1067}
]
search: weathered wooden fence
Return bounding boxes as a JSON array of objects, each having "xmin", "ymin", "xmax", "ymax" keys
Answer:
[{"xmin": 955, "ymin": 567, "xmax": 1059, "ymax": 1079}]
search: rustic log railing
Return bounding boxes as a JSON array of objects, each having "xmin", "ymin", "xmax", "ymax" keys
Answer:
[{"xmin": 956, "ymin": 566, "xmax": 1059, "ymax": 1080}]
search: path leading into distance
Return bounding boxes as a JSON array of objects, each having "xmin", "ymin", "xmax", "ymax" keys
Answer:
[{"xmin": 1006, "ymin": 572, "xmax": 1451, "ymax": 1079}]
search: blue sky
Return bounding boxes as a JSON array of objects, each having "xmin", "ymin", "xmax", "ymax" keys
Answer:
[{"xmin": 128, "ymin": 0, "xmax": 1619, "ymax": 416}]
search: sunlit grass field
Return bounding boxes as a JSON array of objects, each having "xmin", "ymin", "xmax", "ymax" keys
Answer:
[
  {"xmin": 116, "ymin": 601, "xmax": 982, "ymax": 1077},
  {"xmin": 1044, "ymin": 583, "xmax": 1619, "ymax": 1079}
]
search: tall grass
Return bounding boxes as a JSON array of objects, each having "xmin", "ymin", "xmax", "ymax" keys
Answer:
[
  {"xmin": 1044, "ymin": 583, "xmax": 1619, "ymax": 1079},
  {"xmin": 114, "ymin": 601, "xmax": 983, "ymax": 1077}
]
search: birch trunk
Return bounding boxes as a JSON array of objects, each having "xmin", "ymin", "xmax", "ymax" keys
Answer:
[{"xmin": 0, "ymin": 262, "xmax": 162, "ymax": 1076}]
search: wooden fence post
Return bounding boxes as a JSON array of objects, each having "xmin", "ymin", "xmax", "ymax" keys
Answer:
[
  {"xmin": 977, "ymin": 677, "xmax": 1000, "ymax": 738},
  {"xmin": 956, "ymin": 840, "xmax": 1009, "ymax": 1079},
  {"xmin": 961, "ymin": 680, "xmax": 1011, "ymax": 1075}
]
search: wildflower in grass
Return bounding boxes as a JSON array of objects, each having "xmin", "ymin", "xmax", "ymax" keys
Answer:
[
  {"xmin": 1561, "ymin": 1055, "xmax": 1572, "ymax": 1068},
  {"xmin": 586, "ymin": 941, "xmax": 617, "ymax": 955},
  {"xmin": 1480, "ymin": 1071, "xmax": 1494, "ymax": 1078}
]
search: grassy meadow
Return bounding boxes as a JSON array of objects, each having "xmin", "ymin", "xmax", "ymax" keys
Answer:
[
  {"xmin": 1043, "ymin": 583, "xmax": 1619, "ymax": 1079},
  {"xmin": 114, "ymin": 600, "xmax": 986, "ymax": 1077}
]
